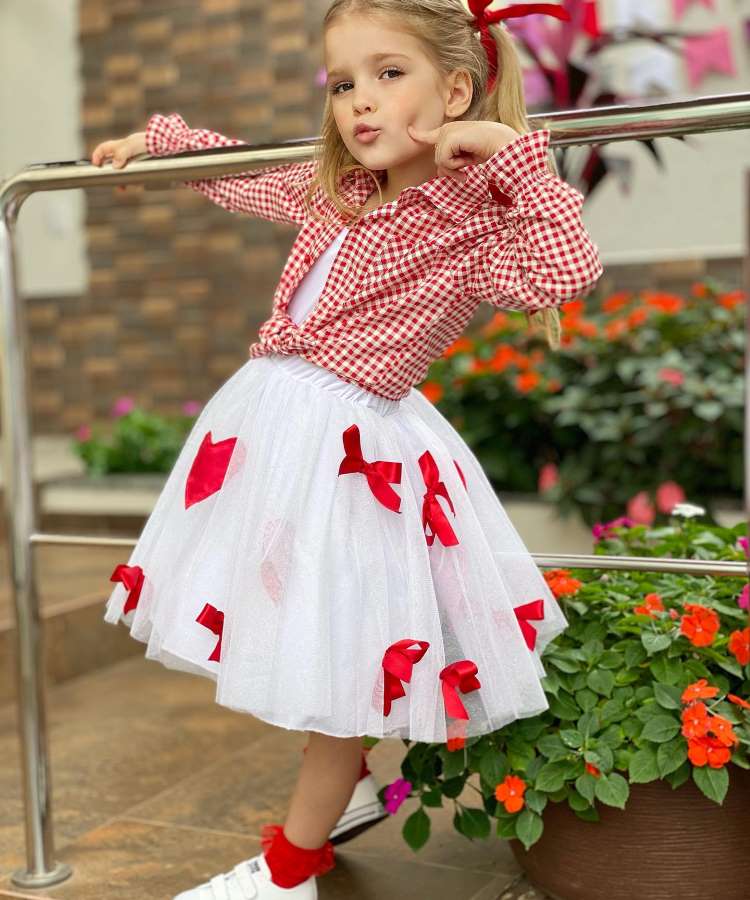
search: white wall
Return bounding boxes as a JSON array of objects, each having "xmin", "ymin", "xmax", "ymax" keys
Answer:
[{"xmin": 0, "ymin": 0, "xmax": 85, "ymax": 297}]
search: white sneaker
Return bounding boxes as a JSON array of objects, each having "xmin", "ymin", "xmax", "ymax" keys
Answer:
[
  {"xmin": 329, "ymin": 772, "xmax": 389, "ymax": 844},
  {"xmin": 172, "ymin": 852, "xmax": 317, "ymax": 900}
]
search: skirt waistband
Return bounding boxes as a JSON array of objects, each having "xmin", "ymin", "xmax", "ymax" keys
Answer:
[{"xmin": 264, "ymin": 353, "xmax": 401, "ymax": 416}]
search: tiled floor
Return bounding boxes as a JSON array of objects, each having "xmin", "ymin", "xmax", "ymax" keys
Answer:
[{"xmin": 0, "ymin": 652, "xmax": 548, "ymax": 900}]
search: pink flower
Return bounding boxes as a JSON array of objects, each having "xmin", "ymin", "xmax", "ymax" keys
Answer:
[
  {"xmin": 592, "ymin": 515, "xmax": 636, "ymax": 542},
  {"xmin": 738, "ymin": 583, "xmax": 749, "ymax": 611},
  {"xmin": 182, "ymin": 400, "xmax": 202, "ymax": 416},
  {"xmin": 112, "ymin": 396, "xmax": 135, "ymax": 417},
  {"xmin": 655, "ymin": 481, "xmax": 685, "ymax": 514},
  {"xmin": 658, "ymin": 367, "xmax": 684, "ymax": 386},
  {"xmin": 383, "ymin": 777, "xmax": 412, "ymax": 814},
  {"xmin": 737, "ymin": 536, "xmax": 749, "ymax": 557},
  {"xmin": 538, "ymin": 462, "xmax": 558, "ymax": 492},
  {"xmin": 627, "ymin": 491, "xmax": 655, "ymax": 525},
  {"xmin": 75, "ymin": 424, "xmax": 92, "ymax": 441}
]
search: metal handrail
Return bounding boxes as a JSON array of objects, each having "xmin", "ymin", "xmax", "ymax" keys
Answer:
[{"xmin": 2, "ymin": 90, "xmax": 749, "ymax": 888}]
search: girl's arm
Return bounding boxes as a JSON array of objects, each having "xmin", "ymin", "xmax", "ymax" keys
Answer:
[
  {"xmin": 469, "ymin": 129, "xmax": 603, "ymax": 310},
  {"xmin": 145, "ymin": 112, "xmax": 318, "ymax": 226}
]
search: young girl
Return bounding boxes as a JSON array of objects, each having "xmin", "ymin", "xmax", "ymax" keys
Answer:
[{"xmin": 92, "ymin": 1, "xmax": 602, "ymax": 897}]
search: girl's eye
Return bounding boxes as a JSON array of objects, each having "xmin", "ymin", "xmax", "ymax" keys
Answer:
[{"xmin": 329, "ymin": 67, "xmax": 402, "ymax": 95}]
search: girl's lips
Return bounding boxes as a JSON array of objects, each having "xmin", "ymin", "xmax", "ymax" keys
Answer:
[{"xmin": 355, "ymin": 129, "xmax": 382, "ymax": 144}]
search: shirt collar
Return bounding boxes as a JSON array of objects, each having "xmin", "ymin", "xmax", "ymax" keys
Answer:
[{"xmin": 336, "ymin": 164, "xmax": 490, "ymax": 225}]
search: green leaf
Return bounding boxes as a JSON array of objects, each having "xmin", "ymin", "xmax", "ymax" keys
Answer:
[
  {"xmin": 537, "ymin": 734, "xmax": 570, "ymax": 761},
  {"xmin": 640, "ymin": 715, "xmax": 681, "ymax": 743},
  {"xmin": 653, "ymin": 683, "xmax": 683, "ymax": 710},
  {"xmin": 496, "ymin": 815, "xmax": 518, "ymax": 839},
  {"xmin": 440, "ymin": 746, "xmax": 467, "ymax": 779},
  {"xmin": 523, "ymin": 789, "xmax": 548, "ymax": 815},
  {"xmin": 575, "ymin": 688, "xmax": 599, "ymax": 712},
  {"xmin": 547, "ymin": 655, "xmax": 581, "ymax": 674},
  {"xmin": 649, "ymin": 655, "xmax": 683, "ymax": 684},
  {"xmin": 593, "ymin": 772, "xmax": 630, "ymax": 809},
  {"xmin": 515, "ymin": 809, "xmax": 544, "ymax": 850},
  {"xmin": 441, "ymin": 776, "xmax": 465, "ymax": 798},
  {"xmin": 461, "ymin": 807, "xmax": 491, "ymax": 839},
  {"xmin": 403, "ymin": 807, "xmax": 431, "ymax": 850},
  {"xmin": 692, "ymin": 765, "xmax": 729, "ymax": 804},
  {"xmin": 656, "ymin": 738, "xmax": 688, "ymax": 777},
  {"xmin": 421, "ymin": 788, "xmax": 443, "ymax": 808},
  {"xmin": 575, "ymin": 772, "xmax": 596, "ymax": 803},
  {"xmin": 567, "ymin": 789, "xmax": 592, "ymax": 811},
  {"xmin": 479, "ymin": 749, "xmax": 507, "ymax": 790},
  {"xmin": 629, "ymin": 747, "xmax": 660, "ymax": 783},
  {"xmin": 547, "ymin": 693, "xmax": 580, "ymax": 720},
  {"xmin": 587, "ymin": 669, "xmax": 615, "ymax": 697},
  {"xmin": 642, "ymin": 632, "xmax": 671, "ymax": 654},
  {"xmin": 560, "ymin": 729, "xmax": 584, "ymax": 749},
  {"xmin": 624, "ymin": 643, "xmax": 648, "ymax": 668},
  {"xmin": 535, "ymin": 760, "xmax": 574, "ymax": 792}
]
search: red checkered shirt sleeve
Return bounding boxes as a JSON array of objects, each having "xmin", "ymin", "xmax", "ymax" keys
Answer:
[
  {"xmin": 470, "ymin": 129, "xmax": 603, "ymax": 311},
  {"xmin": 144, "ymin": 112, "xmax": 318, "ymax": 226}
]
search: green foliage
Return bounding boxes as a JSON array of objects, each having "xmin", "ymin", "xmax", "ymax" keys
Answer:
[
  {"xmin": 424, "ymin": 279, "xmax": 745, "ymax": 526},
  {"xmin": 370, "ymin": 517, "xmax": 749, "ymax": 853}
]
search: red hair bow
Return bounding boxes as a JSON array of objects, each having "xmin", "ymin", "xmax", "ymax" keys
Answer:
[
  {"xmin": 382, "ymin": 638, "xmax": 430, "ymax": 716},
  {"xmin": 468, "ymin": 1, "xmax": 571, "ymax": 92}
]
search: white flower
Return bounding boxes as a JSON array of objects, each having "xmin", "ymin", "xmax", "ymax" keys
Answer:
[{"xmin": 670, "ymin": 502, "xmax": 705, "ymax": 519}]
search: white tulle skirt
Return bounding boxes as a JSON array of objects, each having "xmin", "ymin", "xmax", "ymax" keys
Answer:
[{"xmin": 104, "ymin": 352, "xmax": 569, "ymax": 743}]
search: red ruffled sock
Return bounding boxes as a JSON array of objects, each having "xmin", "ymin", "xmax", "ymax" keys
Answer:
[{"xmin": 261, "ymin": 823, "xmax": 335, "ymax": 889}]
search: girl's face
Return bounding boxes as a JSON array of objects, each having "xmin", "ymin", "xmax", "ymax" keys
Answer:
[{"xmin": 324, "ymin": 14, "xmax": 469, "ymax": 179}]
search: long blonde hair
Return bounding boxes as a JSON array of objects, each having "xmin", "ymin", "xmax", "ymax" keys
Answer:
[{"xmin": 303, "ymin": 0, "xmax": 562, "ymax": 350}]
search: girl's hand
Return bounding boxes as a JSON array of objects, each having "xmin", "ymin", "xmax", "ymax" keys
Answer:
[
  {"xmin": 407, "ymin": 121, "xmax": 522, "ymax": 183},
  {"xmin": 91, "ymin": 131, "xmax": 148, "ymax": 191}
]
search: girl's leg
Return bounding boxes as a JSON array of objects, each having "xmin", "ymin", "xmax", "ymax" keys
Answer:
[{"xmin": 283, "ymin": 731, "xmax": 365, "ymax": 848}]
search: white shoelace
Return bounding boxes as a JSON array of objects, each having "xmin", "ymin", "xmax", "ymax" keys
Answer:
[{"xmin": 200, "ymin": 856, "xmax": 262, "ymax": 899}]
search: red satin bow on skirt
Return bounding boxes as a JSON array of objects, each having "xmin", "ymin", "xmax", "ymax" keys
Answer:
[
  {"xmin": 196, "ymin": 602, "xmax": 225, "ymax": 661},
  {"xmin": 338, "ymin": 424, "xmax": 403, "ymax": 513},
  {"xmin": 110, "ymin": 563, "xmax": 144, "ymax": 614},
  {"xmin": 440, "ymin": 659, "xmax": 481, "ymax": 720},
  {"xmin": 419, "ymin": 450, "xmax": 459, "ymax": 546},
  {"xmin": 514, "ymin": 598, "xmax": 545, "ymax": 650},
  {"xmin": 382, "ymin": 638, "xmax": 431, "ymax": 716}
]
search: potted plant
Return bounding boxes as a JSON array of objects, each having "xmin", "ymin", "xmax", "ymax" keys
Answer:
[{"xmin": 367, "ymin": 505, "xmax": 749, "ymax": 900}]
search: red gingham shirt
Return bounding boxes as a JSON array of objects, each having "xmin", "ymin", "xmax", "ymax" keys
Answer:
[{"xmin": 146, "ymin": 113, "xmax": 604, "ymax": 400}]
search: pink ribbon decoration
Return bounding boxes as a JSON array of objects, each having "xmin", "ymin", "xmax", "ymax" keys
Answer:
[
  {"xmin": 514, "ymin": 598, "xmax": 546, "ymax": 650},
  {"xmin": 338, "ymin": 424, "xmax": 403, "ymax": 513},
  {"xmin": 440, "ymin": 660, "xmax": 481, "ymax": 720},
  {"xmin": 196, "ymin": 603, "xmax": 225, "ymax": 662},
  {"xmin": 185, "ymin": 431, "xmax": 239, "ymax": 509},
  {"xmin": 110, "ymin": 563, "xmax": 145, "ymax": 614},
  {"xmin": 453, "ymin": 459, "xmax": 467, "ymax": 490},
  {"xmin": 673, "ymin": 0, "xmax": 715, "ymax": 20},
  {"xmin": 419, "ymin": 450, "xmax": 459, "ymax": 546},
  {"xmin": 382, "ymin": 639, "xmax": 430, "ymax": 716},
  {"xmin": 683, "ymin": 27, "xmax": 736, "ymax": 90}
]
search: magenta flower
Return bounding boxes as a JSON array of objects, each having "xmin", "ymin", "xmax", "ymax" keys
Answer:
[
  {"xmin": 537, "ymin": 462, "xmax": 558, "ymax": 492},
  {"xmin": 738, "ymin": 583, "xmax": 749, "ymax": 611},
  {"xmin": 383, "ymin": 777, "xmax": 412, "ymax": 815},
  {"xmin": 182, "ymin": 400, "xmax": 202, "ymax": 416},
  {"xmin": 737, "ymin": 536, "xmax": 748, "ymax": 557},
  {"xmin": 627, "ymin": 490, "xmax": 655, "ymax": 525},
  {"xmin": 592, "ymin": 515, "xmax": 636, "ymax": 542},
  {"xmin": 76, "ymin": 424, "xmax": 91, "ymax": 441},
  {"xmin": 112, "ymin": 396, "xmax": 135, "ymax": 417},
  {"xmin": 657, "ymin": 367, "xmax": 684, "ymax": 387},
  {"xmin": 655, "ymin": 481, "xmax": 685, "ymax": 515}
]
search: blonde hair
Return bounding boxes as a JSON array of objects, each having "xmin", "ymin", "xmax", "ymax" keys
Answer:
[{"xmin": 303, "ymin": 0, "xmax": 562, "ymax": 350}]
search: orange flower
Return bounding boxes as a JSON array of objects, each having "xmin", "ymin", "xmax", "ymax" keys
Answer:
[
  {"xmin": 642, "ymin": 291, "xmax": 684, "ymax": 315},
  {"xmin": 543, "ymin": 568, "xmax": 582, "ymax": 598},
  {"xmin": 679, "ymin": 604, "xmax": 720, "ymax": 647},
  {"xmin": 489, "ymin": 344, "xmax": 518, "ymax": 372},
  {"xmin": 690, "ymin": 282, "xmax": 709, "ymax": 299},
  {"xmin": 627, "ymin": 307, "xmax": 649, "ymax": 327},
  {"xmin": 728, "ymin": 627, "xmax": 750, "ymax": 666},
  {"xmin": 446, "ymin": 736, "xmax": 466, "ymax": 751},
  {"xmin": 443, "ymin": 336, "xmax": 474, "ymax": 357},
  {"xmin": 480, "ymin": 311, "xmax": 510, "ymax": 336},
  {"xmin": 575, "ymin": 318, "xmax": 598, "ymax": 338},
  {"xmin": 687, "ymin": 734, "xmax": 732, "ymax": 768},
  {"xmin": 605, "ymin": 318, "xmax": 628, "ymax": 340},
  {"xmin": 681, "ymin": 701, "xmax": 711, "ymax": 739},
  {"xmin": 584, "ymin": 762, "xmax": 601, "ymax": 778},
  {"xmin": 419, "ymin": 381, "xmax": 443, "ymax": 403},
  {"xmin": 681, "ymin": 678, "xmax": 720, "ymax": 704},
  {"xmin": 495, "ymin": 774, "xmax": 527, "ymax": 813},
  {"xmin": 718, "ymin": 290, "xmax": 746, "ymax": 310},
  {"xmin": 561, "ymin": 299, "xmax": 585, "ymax": 318},
  {"xmin": 708, "ymin": 714, "xmax": 739, "ymax": 748},
  {"xmin": 602, "ymin": 291, "xmax": 632, "ymax": 313},
  {"xmin": 727, "ymin": 693, "xmax": 750, "ymax": 710},
  {"xmin": 515, "ymin": 371, "xmax": 540, "ymax": 393},
  {"xmin": 634, "ymin": 592, "xmax": 665, "ymax": 618}
]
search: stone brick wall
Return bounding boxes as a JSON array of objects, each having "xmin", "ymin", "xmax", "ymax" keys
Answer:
[{"xmin": 18, "ymin": 0, "xmax": 745, "ymax": 435}]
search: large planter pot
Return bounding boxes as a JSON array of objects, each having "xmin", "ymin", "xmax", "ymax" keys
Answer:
[{"xmin": 509, "ymin": 764, "xmax": 750, "ymax": 900}]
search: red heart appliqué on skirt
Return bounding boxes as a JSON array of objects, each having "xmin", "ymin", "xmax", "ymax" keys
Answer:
[{"xmin": 184, "ymin": 431, "xmax": 240, "ymax": 509}]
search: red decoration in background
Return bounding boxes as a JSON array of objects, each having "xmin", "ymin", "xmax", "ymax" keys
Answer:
[
  {"xmin": 196, "ymin": 602, "xmax": 225, "ymax": 661},
  {"xmin": 514, "ymin": 598, "xmax": 546, "ymax": 650},
  {"xmin": 110, "ymin": 563, "xmax": 144, "ymax": 614},
  {"xmin": 338, "ymin": 423, "xmax": 403, "ymax": 513},
  {"xmin": 440, "ymin": 660, "xmax": 482, "ymax": 720},
  {"xmin": 382, "ymin": 638, "xmax": 430, "ymax": 716},
  {"xmin": 184, "ymin": 431, "xmax": 239, "ymax": 509}
]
